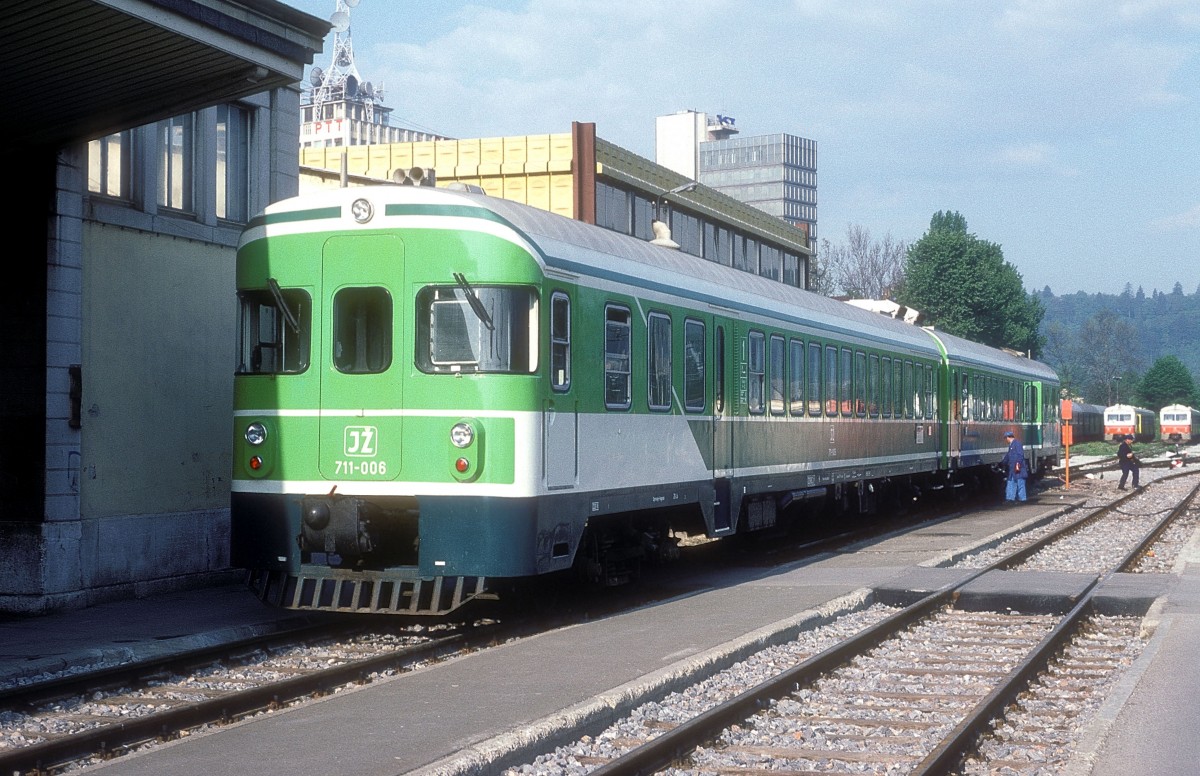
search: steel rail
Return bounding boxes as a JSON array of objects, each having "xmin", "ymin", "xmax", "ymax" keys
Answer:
[
  {"xmin": 0, "ymin": 629, "xmax": 475, "ymax": 776},
  {"xmin": 584, "ymin": 473, "xmax": 1200, "ymax": 776},
  {"xmin": 911, "ymin": 476, "xmax": 1200, "ymax": 775}
]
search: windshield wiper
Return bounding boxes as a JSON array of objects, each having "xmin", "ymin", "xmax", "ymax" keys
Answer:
[
  {"xmin": 268, "ymin": 278, "xmax": 301, "ymax": 333},
  {"xmin": 453, "ymin": 272, "xmax": 494, "ymax": 331}
]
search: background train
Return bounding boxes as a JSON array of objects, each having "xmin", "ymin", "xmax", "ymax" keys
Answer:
[
  {"xmin": 231, "ymin": 186, "xmax": 1061, "ymax": 616},
  {"xmin": 1159, "ymin": 404, "xmax": 1199, "ymax": 444},
  {"xmin": 1103, "ymin": 404, "xmax": 1156, "ymax": 442},
  {"xmin": 1064, "ymin": 401, "xmax": 1105, "ymax": 445}
]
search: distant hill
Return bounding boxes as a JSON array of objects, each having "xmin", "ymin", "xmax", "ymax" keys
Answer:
[{"xmin": 1037, "ymin": 283, "xmax": 1200, "ymax": 379}]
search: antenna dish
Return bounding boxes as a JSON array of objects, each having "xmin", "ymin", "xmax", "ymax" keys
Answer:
[
  {"xmin": 344, "ymin": 75, "xmax": 358, "ymax": 97},
  {"xmin": 310, "ymin": 67, "xmax": 324, "ymax": 86},
  {"xmin": 345, "ymin": 0, "xmax": 360, "ymax": 6},
  {"xmin": 360, "ymin": 81, "xmax": 372, "ymax": 98},
  {"xmin": 330, "ymin": 11, "xmax": 349, "ymax": 32}
]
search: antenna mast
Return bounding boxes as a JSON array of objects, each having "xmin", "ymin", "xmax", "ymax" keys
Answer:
[{"xmin": 306, "ymin": 0, "xmax": 384, "ymax": 133}]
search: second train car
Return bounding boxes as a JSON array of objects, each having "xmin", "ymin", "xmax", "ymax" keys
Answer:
[
  {"xmin": 231, "ymin": 186, "xmax": 1061, "ymax": 615},
  {"xmin": 1103, "ymin": 404, "xmax": 1156, "ymax": 442},
  {"xmin": 1159, "ymin": 404, "xmax": 1199, "ymax": 444}
]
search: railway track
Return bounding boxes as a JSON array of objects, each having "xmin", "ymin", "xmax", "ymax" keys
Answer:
[
  {"xmin": 509, "ymin": 471, "xmax": 1200, "ymax": 776},
  {"xmin": 0, "ymin": 618, "xmax": 496, "ymax": 775}
]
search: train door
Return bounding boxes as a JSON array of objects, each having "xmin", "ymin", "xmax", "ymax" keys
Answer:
[
  {"xmin": 543, "ymin": 290, "xmax": 577, "ymax": 489},
  {"xmin": 712, "ymin": 323, "xmax": 733, "ymax": 531},
  {"xmin": 316, "ymin": 234, "xmax": 404, "ymax": 481},
  {"xmin": 1026, "ymin": 383, "xmax": 1042, "ymax": 447}
]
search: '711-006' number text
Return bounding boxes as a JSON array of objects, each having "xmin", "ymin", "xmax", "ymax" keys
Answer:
[{"xmin": 335, "ymin": 460, "xmax": 388, "ymax": 476}]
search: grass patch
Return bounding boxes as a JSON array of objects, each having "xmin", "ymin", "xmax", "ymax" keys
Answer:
[{"xmin": 1066, "ymin": 440, "xmax": 1178, "ymax": 458}]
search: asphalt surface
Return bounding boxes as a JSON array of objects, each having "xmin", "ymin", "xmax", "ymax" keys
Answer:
[{"xmin": 2, "ymin": 486, "xmax": 1198, "ymax": 775}]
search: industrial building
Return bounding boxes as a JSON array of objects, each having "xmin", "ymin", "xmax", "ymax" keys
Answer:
[
  {"xmin": 299, "ymin": 122, "xmax": 813, "ymax": 288},
  {"xmin": 656, "ymin": 110, "xmax": 819, "ymax": 242}
]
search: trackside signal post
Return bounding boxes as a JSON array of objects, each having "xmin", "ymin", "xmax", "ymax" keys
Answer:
[{"xmin": 1061, "ymin": 399, "xmax": 1073, "ymax": 488}]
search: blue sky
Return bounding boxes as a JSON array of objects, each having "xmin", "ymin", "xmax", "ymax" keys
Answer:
[{"xmin": 285, "ymin": 0, "xmax": 1199, "ymax": 295}]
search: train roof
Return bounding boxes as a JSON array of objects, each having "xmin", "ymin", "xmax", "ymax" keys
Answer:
[
  {"xmin": 1104, "ymin": 404, "xmax": 1156, "ymax": 415},
  {"xmin": 921, "ymin": 328, "xmax": 1058, "ymax": 382},
  {"xmin": 473, "ymin": 191, "xmax": 943, "ymax": 355},
  {"xmin": 249, "ymin": 186, "xmax": 1058, "ymax": 377}
]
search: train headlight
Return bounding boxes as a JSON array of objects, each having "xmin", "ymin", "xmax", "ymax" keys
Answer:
[
  {"xmin": 450, "ymin": 422, "xmax": 475, "ymax": 448},
  {"xmin": 245, "ymin": 422, "xmax": 268, "ymax": 446}
]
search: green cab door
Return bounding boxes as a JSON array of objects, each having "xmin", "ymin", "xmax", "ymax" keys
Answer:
[{"xmin": 317, "ymin": 234, "xmax": 404, "ymax": 481}]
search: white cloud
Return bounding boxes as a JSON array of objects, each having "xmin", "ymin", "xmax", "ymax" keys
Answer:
[{"xmin": 1151, "ymin": 204, "xmax": 1200, "ymax": 230}]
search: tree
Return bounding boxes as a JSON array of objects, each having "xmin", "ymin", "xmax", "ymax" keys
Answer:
[
  {"xmin": 807, "ymin": 248, "xmax": 837, "ymax": 296},
  {"xmin": 818, "ymin": 224, "xmax": 907, "ymax": 299},
  {"xmin": 1139, "ymin": 356, "xmax": 1197, "ymax": 410},
  {"xmin": 1041, "ymin": 320, "xmax": 1080, "ymax": 397},
  {"xmin": 1075, "ymin": 309, "xmax": 1141, "ymax": 404},
  {"xmin": 897, "ymin": 211, "xmax": 1044, "ymax": 356}
]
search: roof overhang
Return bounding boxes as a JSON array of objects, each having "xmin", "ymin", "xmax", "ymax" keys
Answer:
[{"xmin": 6, "ymin": 0, "xmax": 329, "ymax": 148}]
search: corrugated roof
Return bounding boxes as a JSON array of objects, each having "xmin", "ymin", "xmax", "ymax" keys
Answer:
[{"xmin": 7, "ymin": 0, "xmax": 326, "ymax": 148}]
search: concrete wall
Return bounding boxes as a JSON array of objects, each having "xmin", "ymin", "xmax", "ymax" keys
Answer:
[
  {"xmin": 0, "ymin": 87, "xmax": 303, "ymax": 615},
  {"xmin": 80, "ymin": 224, "xmax": 234, "ymax": 519}
]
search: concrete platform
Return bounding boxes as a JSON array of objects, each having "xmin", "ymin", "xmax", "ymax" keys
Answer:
[{"xmin": 2, "ymin": 495, "xmax": 1196, "ymax": 776}]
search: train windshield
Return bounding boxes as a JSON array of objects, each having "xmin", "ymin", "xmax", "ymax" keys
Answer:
[
  {"xmin": 236, "ymin": 284, "xmax": 311, "ymax": 374},
  {"xmin": 416, "ymin": 285, "xmax": 537, "ymax": 373}
]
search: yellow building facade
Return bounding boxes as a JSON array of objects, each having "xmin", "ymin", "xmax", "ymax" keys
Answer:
[{"xmin": 300, "ymin": 122, "xmax": 811, "ymax": 289}]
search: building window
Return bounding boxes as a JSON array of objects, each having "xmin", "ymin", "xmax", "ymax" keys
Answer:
[
  {"xmin": 216, "ymin": 104, "xmax": 250, "ymax": 222},
  {"xmin": 158, "ymin": 113, "xmax": 195, "ymax": 211},
  {"xmin": 88, "ymin": 131, "xmax": 132, "ymax": 199},
  {"xmin": 596, "ymin": 181, "xmax": 631, "ymax": 233}
]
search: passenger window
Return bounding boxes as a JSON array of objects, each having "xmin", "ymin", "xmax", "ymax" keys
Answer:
[
  {"xmin": 789, "ymin": 339, "xmax": 804, "ymax": 415},
  {"xmin": 604, "ymin": 305, "xmax": 632, "ymax": 410},
  {"xmin": 881, "ymin": 357, "xmax": 892, "ymax": 417},
  {"xmin": 854, "ymin": 351, "xmax": 867, "ymax": 416},
  {"xmin": 840, "ymin": 347, "xmax": 853, "ymax": 416},
  {"xmin": 824, "ymin": 345, "xmax": 838, "ymax": 416},
  {"xmin": 868, "ymin": 354, "xmax": 880, "ymax": 417},
  {"xmin": 807, "ymin": 342, "xmax": 822, "ymax": 415},
  {"xmin": 550, "ymin": 291, "xmax": 570, "ymax": 391},
  {"xmin": 647, "ymin": 312, "xmax": 672, "ymax": 411},
  {"xmin": 769, "ymin": 335, "xmax": 785, "ymax": 415},
  {"xmin": 684, "ymin": 319, "xmax": 705, "ymax": 412},
  {"xmin": 748, "ymin": 331, "xmax": 765, "ymax": 415}
]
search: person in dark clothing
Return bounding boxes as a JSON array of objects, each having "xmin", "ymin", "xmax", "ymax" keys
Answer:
[
  {"xmin": 1001, "ymin": 430, "xmax": 1027, "ymax": 503},
  {"xmin": 1117, "ymin": 433, "xmax": 1140, "ymax": 489}
]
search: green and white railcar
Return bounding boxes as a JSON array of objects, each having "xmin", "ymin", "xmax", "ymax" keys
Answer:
[
  {"xmin": 231, "ymin": 186, "xmax": 1055, "ymax": 615},
  {"xmin": 925, "ymin": 329, "xmax": 1061, "ymax": 477}
]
